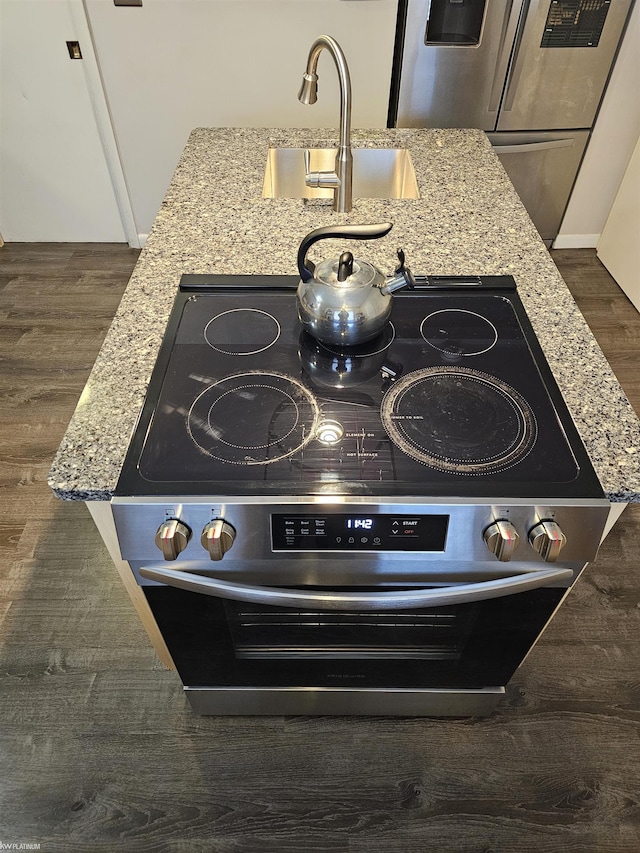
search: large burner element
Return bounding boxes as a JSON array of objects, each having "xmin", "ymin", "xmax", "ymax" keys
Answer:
[
  {"xmin": 187, "ymin": 371, "xmax": 320, "ymax": 465},
  {"xmin": 381, "ymin": 367, "xmax": 537, "ymax": 474}
]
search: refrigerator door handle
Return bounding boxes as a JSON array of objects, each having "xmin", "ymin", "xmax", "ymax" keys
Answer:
[
  {"xmin": 502, "ymin": 0, "xmax": 532, "ymax": 112},
  {"xmin": 489, "ymin": 0, "xmax": 526, "ymax": 113},
  {"xmin": 492, "ymin": 138, "xmax": 576, "ymax": 154}
]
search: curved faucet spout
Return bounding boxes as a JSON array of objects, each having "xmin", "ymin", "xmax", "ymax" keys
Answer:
[{"xmin": 298, "ymin": 35, "xmax": 353, "ymax": 213}]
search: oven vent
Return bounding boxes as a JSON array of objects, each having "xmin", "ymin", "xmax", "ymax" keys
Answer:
[{"xmin": 413, "ymin": 275, "xmax": 484, "ymax": 288}]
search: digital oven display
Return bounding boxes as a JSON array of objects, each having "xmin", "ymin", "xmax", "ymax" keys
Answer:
[
  {"xmin": 345, "ymin": 518, "xmax": 374, "ymax": 530},
  {"xmin": 271, "ymin": 514, "xmax": 449, "ymax": 552}
]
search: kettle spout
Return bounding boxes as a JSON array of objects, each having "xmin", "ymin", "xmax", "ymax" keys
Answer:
[
  {"xmin": 380, "ymin": 248, "xmax": 415, "ymax": 295},
  {"xmin": 381, "ymin": 274, "xmax": 411, "ymax": 295}
]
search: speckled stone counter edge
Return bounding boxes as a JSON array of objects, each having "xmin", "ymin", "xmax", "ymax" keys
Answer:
[{"xmin": 47, "ymin": 128, "xmax": 640, "ymax": 502}]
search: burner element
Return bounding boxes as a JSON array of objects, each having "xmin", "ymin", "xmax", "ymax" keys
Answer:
[
  {"xmin": 420, "ymin": 310, "xmax": 498, "ymax": 358},
  {"xmin": 187, "ymin": 371, "xmax": 319, "ymax": 464},
  {"xmin": 299, "ymin": 324, "xmax": 396, "ymax": 389},
  {"xmin": 315, "ymin": 322, "xmax": 396, "ymax": 359},
  {"xmin": 381, "ymin": 366, "xmax": 537, "ymax": 474},
  {"xmin": 204, "ymin": 309, "xmax": 280, "ymax": 355}
]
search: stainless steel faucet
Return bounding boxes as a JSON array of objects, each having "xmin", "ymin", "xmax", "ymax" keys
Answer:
[{"xmin": 298, "ymin": 35, "xmax": 353, "ymax": 213}]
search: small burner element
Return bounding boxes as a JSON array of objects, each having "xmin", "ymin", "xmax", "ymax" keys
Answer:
[
  {"xmin": 381, "ymin": 366, "xmax": 537, "ymax": 474},
  {"xmin": 187, "ymin": 371, "xmax": 319, "ymax": 464},
  {"xmin": 420, "ymin": 310, "xmax": 498, "ymax": 358},
  {"xmin": 204, "ymin": 308, "xmax": 280, "ymax": 355}
]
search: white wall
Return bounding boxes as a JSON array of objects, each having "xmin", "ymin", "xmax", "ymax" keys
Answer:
[
  {"xmin": 597, "ymin": 135, "xmax": 640, "ymax": 309},
  {"xmin": 85, "ymin": 0, "xmax": 399, "ymax": 238},
  {"xmin": 555, "ymin": 0, "xmax": 640, "ymax": 248},
  {"xmin": 0, "ymin": 0, "xmax": 126, "ymax": 242}
]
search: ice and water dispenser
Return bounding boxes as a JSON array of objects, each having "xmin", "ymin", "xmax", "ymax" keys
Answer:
[{"xmin": 425, "ymin": 0, "xmax": 487, "ymax": 46}]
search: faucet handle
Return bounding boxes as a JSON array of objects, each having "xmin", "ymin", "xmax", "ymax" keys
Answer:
[{"xmin": 303, "ymin": 149, "xmax": 341, "ymax": 190}]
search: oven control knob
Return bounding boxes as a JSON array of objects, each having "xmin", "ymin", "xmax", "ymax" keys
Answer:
[
  {"xmin": 483, "ymin": 520, "xmax": 520, "ymax": 562},
  {"xmin": 155, "ymin": 519, "xmax": 192, "ymax": 561},
  {"xmin": 201, "ymin": 519, "xmax": 236, "ymax": 561},
  {"xmin": 528, "ymin": 520, "xmax": 566, "ymax": 563}
]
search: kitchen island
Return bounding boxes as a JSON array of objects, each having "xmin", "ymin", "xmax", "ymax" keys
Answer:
[
  {"xmin": 49, "ymin": 127, "xmax": 640, "ymax": 504},
  {"xmin": 47, "ymin": 128, "xmax": 640, "ymax": 667}
]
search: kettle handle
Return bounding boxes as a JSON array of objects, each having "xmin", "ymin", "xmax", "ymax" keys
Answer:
[{"xmin": 297, "ymin": 222, "xmax": 393, "ymax": 282}]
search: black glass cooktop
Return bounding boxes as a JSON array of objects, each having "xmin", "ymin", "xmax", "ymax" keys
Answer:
[{"xmin": 116, "ymin": 275, "xmax": 603, "ymax": 499}]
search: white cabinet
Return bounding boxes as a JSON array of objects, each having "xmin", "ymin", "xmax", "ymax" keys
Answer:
[
  {"xmin": 597, "ymin": 134, "xmax": 640, "ymax": 313},
  {"xmin": 0, "ymin": 0, "xmax": 126, "ymax": 242}
]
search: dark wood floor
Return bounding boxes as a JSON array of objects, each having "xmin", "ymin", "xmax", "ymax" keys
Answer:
[{"xmin": 1, "ymin": 243, "xmax": 639, "ymax": 852}]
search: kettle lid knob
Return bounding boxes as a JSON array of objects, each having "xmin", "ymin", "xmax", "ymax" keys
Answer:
[{"xmin": 337, "ymin": 251, "xmax": 354, "ymax": 282}]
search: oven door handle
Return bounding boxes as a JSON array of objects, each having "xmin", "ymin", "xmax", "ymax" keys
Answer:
[{"xmin": 138, "ymin": 566, "xmax": 573, "ymax": 610}]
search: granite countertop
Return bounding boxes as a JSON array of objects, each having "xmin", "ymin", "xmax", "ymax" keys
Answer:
[{"xmin": 48, "ymin": 127, "xmax": 640, "ymax": 502}]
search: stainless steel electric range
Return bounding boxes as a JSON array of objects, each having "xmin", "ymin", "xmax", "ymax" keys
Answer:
[{"xmin": 113, "ymin": 274, "xmax": 609, "ymax": 716}]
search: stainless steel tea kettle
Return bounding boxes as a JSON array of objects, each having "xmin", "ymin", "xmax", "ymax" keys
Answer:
[{"xmin": 296, "ymin": 222, "xmax": 414, "ymax": 345}]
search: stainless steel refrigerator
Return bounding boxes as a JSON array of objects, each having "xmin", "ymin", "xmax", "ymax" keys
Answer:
[{"xmin": 390, "ymin": 0, "xmax": 634, "ymax": 243}]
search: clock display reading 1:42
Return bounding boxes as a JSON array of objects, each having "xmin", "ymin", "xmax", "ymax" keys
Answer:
[{"xmin": 345, "ymin": 518, "xmax": 374, "ymax": 530}]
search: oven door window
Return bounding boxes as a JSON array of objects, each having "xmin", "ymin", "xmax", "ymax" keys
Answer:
[
  {"xmin": 144, "ymin": 584, "xmax": 564, "ymax": 690},
  {"xmin": 224, "ymin": 594, "xmax": 475, "ymax": 661}
]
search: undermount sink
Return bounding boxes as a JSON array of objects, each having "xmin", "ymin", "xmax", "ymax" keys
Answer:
[{"xmin": 262, "ymin": 147, "xmax": 420, "ymax": 200}]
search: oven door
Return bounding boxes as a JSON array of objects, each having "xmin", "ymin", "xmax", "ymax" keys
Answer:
[{"xmin": 135, "ymin": 562, "xmax": 573, "ymax": 715}]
